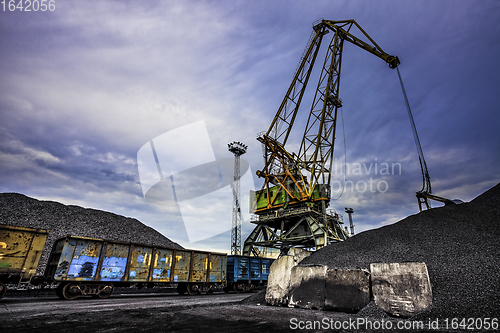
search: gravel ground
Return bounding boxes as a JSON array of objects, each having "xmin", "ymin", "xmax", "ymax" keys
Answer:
[
  {"xmin": 299, "ymin": 183, "xmax": 500, "ymax": 320},
  {"xmin": 0, "ymin": 193, "xmax": 183, "ymax": 274}
]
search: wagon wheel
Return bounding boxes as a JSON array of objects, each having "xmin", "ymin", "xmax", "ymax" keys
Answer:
[
  {"xmin": 233, "ymin": 283, "xmax": 241, "ymax": 294},
  {"xmin": 62, "ymin": 283, "xmax": 80, "ymax": 300},
  {"xmin": 0, "ymin": 283, "xmax": 6, "ymax": 299},
  {"xmin": 96, "ymin": 284, "xmax": 113, "ymax": 299},
  {"xmin": 206, "ymin": 285, "xmax": 214, "ymax": 295},
  {"xmin": 187, "ymin": 284, "xmax": 199, "ymax": 296},
  {"xmin": 96, "ymin": 291, "xmax": 112, "ymax": 299}
]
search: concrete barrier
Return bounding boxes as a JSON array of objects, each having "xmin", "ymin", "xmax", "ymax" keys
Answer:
[
  {"xmin": 324, "ymin": 268, "xmax": 371, "ymax": 313},
  {"xmin": 288, "ymin": 247, "xmax": 311, "ymax": 263},
  {"xmin": 265, "ymin": 248, "xmax": 311, "ymax": 306},
  {"xmin": 288, "ymin": 265, "xmax": 328, "ymax": 309},
  {"xmin": 370, "ymin": 262, "xmax": 432, "ymax": 318},
  {"xmin": 267, "ymin": 253, "xmax": 432, "ymax": 317}
]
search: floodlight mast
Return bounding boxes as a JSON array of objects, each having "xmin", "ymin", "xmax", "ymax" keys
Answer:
[
  {"xmin": 228, "ymin": 141, "xmax": 248, "ymax": 255},
  {"xmin": 345, "ymin": 207, "xmax": 354, "ymax": 236}
]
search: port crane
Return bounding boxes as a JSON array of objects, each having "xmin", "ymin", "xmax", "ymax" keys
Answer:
[{"xmin": 243, "ymin": 19, "xmax": 400, "ymax": 256}]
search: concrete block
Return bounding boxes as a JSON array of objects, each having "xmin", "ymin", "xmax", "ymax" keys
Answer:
[
  {"xmin": 265, "ymin": 248, "xmax": 311, "ymax": 306},
  {"xmin": 288, "ymin": 248, "xmax": 311, "ymax": 264},
  {"xmin": 265, "ymin": 255, "xmax": 297, "ymax": 306},
  {"xmin": 288, "ymin": 265, "xmax": 328, "ymax": 309},
  {"xmin": 370, "ymin": 262, "xmax": 433, "ymax": 318},
  {"xmin": 324, "ymin": 268, "xmax": 371, "ymax": 313}
]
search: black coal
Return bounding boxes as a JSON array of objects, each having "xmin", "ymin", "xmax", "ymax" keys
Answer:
[{"xmin": 299, "ymin": 183, "xmax": 500, "ymax": 319}]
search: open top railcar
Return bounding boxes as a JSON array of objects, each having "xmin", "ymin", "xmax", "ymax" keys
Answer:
[
  {"xmin": 45, "ymin": 235, "xmax": 227, "ymax": 300},
  {"xmin": 0, "ymin": 224, "xmax": 49, "ymax": 299},
  {"xmin": 225, "ymin": 255, "xmax": 274, "ymax": 293},
  {"xmin": 1, "ymin": 227, "xmax": 276, "ymax": 300}
]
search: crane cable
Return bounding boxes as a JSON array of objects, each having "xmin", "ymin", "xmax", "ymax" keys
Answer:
[
  {"xmin": 396, "ymin": 66, "xmax": 431, "ymax": 194},
  {"xmin": 332, "ymin": 68, "xmax": 429, "ymax": 200}
]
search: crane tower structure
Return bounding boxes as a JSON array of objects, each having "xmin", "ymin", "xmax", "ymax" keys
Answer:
[
  {"xmin": 228, "ymin": 141, "xmax": 247, "ymax": 255},
  {"xmin": 243, "ymin": 19, "xmax": 400, "ymax": 256}
]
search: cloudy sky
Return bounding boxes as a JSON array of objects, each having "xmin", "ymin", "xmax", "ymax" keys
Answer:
[{"xmin": 1, "ymin": 0, "xmax": 499, "ymax": 253}]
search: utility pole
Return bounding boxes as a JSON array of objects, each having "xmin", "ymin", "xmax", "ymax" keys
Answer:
[
  {"xmin": 345, "ymin": 207, "xmax": 354, "ymax": 236},
  {"xmin": 228, "ymin": 141, "xmax": 247, "ymax": 255}
]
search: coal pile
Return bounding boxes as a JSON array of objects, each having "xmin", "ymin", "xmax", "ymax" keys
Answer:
[
  {"xmin": 0, "ymin": 193, "xmax": 182, "ymax": 274},
  {"xmin": 240, "ymin": 289, "xmax": 267, "ymax": 305},
  {"xmin": 300, "ymin": 183, "xmax": 500, "ymax": 319}
]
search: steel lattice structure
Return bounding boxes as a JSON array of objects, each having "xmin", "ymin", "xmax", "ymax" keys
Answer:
[
  {"xmin": 244, "ymin": 19, "xmax": 400, "ymax": 256},
  {"xmin": 228, "ymin": 141, "xmax": 247, "ymax": 255}
]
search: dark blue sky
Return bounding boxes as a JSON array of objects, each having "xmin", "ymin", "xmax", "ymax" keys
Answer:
[{"xmin": 1, "ymin": 0, "xmax": 499, "ymax": 252}]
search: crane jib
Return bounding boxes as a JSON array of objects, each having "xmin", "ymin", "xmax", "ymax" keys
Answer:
[{"xmin": 245, "ymin": 19, "xmax": 405, "ymax": 255}]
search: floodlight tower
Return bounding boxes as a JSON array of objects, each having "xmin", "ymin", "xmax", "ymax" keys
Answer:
[
  {"xmin": 228, "ymin": 141, "xmax": 248, "ymax": 255},
  {"xmin": 345, "ymin": 207, "xmax": 355, "ymax": 236}
]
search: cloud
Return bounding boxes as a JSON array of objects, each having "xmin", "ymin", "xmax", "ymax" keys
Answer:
[{"xmin": 1, "ymin": 0, "xmax": 499, "ymax": 252}]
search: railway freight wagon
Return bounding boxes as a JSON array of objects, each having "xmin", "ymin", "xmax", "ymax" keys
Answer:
[
  {"xmin": 0, "ymin": 224, "xmax": 49, "ymax": 299},
  {"xmin": 45, "ymin": 235, "xmax": 227, "ymax": 300},
  {"xmin": 225, "ymin": 255, "xmax": 274, "ymax": 293}
]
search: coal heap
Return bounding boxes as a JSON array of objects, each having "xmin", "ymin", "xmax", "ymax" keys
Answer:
[
  {"xmin": 300, "ymin": 183, "xmax": 500, "ymax": 319},
  {"xmin": 0, "ymin": 193, "xmax": 182, "ymax": 274}
]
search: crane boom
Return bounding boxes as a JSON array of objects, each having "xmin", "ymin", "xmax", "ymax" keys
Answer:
[
  {"xmin": 244, "ymin": 19, "xmax": 399, "ymax": 255},
  {"xmin": 321, "ymin": 20, "xmax": 400, "ymax": 68},
  {"xmin": 255, "ymin": 19, "xmax": 399, "ymax": 212}
]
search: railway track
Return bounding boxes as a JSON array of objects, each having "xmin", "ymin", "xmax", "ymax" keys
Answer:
[{"xmin": 0, "ymin": 292, "xmax": 249, "ymax": 319}]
